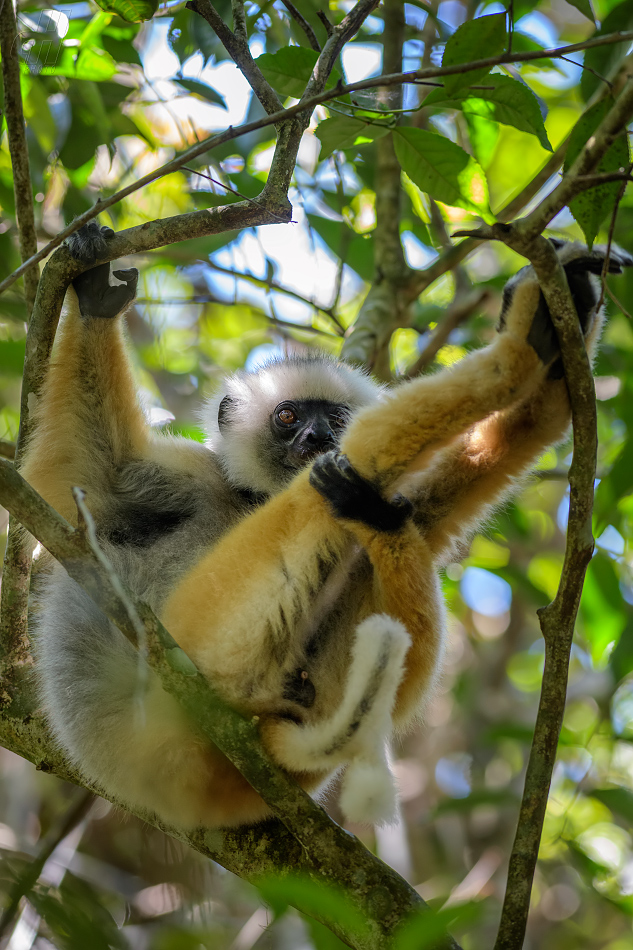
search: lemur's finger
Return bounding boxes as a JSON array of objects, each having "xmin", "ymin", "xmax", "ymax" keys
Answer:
[
  {"xmin": 102, "ymin": 280, "xmax": 137, "ymax": 317},
  {"xmin": 66, "ymin": 221, "xmax": 113, "ymax": 265},
  {"xmin": 310, "ymin": 451, "xmax": 412, "ymax": 532},
  {"xmin": 112, "ymin": 268, "xmax": 139, "ymax": 289}
]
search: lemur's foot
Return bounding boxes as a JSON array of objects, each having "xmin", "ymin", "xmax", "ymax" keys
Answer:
[
  {"xmin": 499, "ymin": 241, "xmax": 633, "ymax": 379},
  {"xmin": 310, "ymin": 451, "xmax": 412, "ymax": 532},
  {"xmin": 68, "ymin": 223, "xmax": 138, "ymax": 320}
]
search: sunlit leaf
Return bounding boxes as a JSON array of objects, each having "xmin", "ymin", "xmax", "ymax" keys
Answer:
[
  {"xmin": 564, "ymin": 99, "xmax": 630, "ymax": 247},
  {"xmin": 393, "ymin": 128, "xmax": 491, "ymax": 217},
  {"xmin": 93, "ymin": 0, "xmax": 158, "ymax": 22},
  {"xmin": 425, "ymin": 75, "xmax": 552, "ymax": 151},
  {"xmin": 257, "ymin": 47, "xmax": 340, "ymax": 98},
  {"xmin": 441, "ymin": 13, "xmax": 507, "ymax": 96},
  {"xmin": 316, "ymin": 115, "xmax": 390, "ymax": 159}
]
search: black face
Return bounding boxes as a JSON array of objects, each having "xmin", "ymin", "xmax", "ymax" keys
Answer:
[{"xmin": 271, "ymin": 399, "xmax": 350, "ymax": 470}]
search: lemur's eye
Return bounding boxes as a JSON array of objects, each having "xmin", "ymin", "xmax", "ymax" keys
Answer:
[{"xmin": 277, "ymin": 407, "xmax": 297, "ymax": 426}]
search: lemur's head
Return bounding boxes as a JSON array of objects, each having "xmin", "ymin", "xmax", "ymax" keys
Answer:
[{"xmin": 202, "ymin": 354, "xmax": 384, "ymax": 495}]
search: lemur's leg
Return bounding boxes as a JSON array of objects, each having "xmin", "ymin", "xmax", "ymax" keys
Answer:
[
  {"xmin": 21, "ymin": 225, "xmax": 145, "ymax": 522},
  {"xmin": 408, "ymin": 245, "xmax": 633, "ymax": 563}
]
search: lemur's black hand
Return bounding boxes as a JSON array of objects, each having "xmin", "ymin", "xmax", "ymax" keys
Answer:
[
  {"xmin": 310, "ymin": 451, "xmax": 412, "ymax": 533},
  {"xmin": 67, "ymin": 223, "xmax": 138, "ymax": 320}
]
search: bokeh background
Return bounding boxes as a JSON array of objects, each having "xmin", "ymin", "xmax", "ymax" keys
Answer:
[{"xmin": 2, "ymin": 0, "xmax": 633, "ymax": 947}]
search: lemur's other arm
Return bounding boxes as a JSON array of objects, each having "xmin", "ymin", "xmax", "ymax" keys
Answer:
[
  {"xmin": 407, "ymin": 245, "xmax": 632, "ymax": 564},
  {"xmin": 21, "ymin": 225, "xmax": 144, "ymax": 522}
]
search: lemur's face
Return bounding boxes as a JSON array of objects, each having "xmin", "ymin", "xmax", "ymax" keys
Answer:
[{"xmin": 268, "ymin": 399, "xmax": 351, "ymax": 476}]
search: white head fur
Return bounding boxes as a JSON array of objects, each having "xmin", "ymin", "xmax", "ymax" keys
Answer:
[{"xmin": 202, "ymin": 354, "xmax": 384, "ymax": 494}]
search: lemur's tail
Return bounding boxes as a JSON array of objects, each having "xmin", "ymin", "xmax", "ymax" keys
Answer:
[{"xmin": 271, "ymin": 614, "xmax": 410, "ymax": 824}]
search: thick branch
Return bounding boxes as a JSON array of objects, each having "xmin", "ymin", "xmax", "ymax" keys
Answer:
[
  {"xmin": 0, "ymin": 0, "xmax": 38, "ymax": 311},
  {"xmin": 0, "ymin": 0, "xmax": 40, "ymax": 673},
  {"xmin": 0, "ymin": 460, "xmax": 460, "ymax": 950},
  {"xmin": 341, "ymin": 0, "xmax": 409, "ymax": 373}
]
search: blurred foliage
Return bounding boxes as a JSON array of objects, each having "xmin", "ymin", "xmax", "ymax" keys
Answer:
[{"xmin": 1, "ymin": 0, "xmax": 633, "ymax": 947}]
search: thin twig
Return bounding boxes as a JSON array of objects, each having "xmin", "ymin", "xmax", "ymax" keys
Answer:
[
  {"xmin": 183, "ymin": 166, "xmax": 290, "ymax": 221},
  {"xmin": 559, "ymin": 53, "xmax": 612, "ymax": 90},
  {"xmin": 280, "ymin": 0, "xmax": 321, "ymax": 50},
  {"xmin": 605, "ymin": 283, "xmax": 632, "ymax": 319},
  {"xmin": 205, "ymin": 260, "xmax": 344, "ymax": 329},
  {"xmin": 316, "ymin": 9, "xmax": 334, "ymax": 37},
  {"xmin": 597, "ymin": 162, "xmax": 631, "ymax": 314}
]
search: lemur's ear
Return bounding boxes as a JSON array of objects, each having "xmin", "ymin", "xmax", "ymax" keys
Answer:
[{"xmin": 218, "ymin": 395, "xmax": 237, "ymax": 431}]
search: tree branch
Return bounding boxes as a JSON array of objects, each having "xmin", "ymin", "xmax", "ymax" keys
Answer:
[
  {"xmin": 0, "ymin": 0, "xmax": 40, "ymax": 687},
  {"xmin": 280, "ymin": 0, "xmax": 321, "ymax": 51},
  {"xmin": 341, "ymin": 0, "xmax": 409, "ymax": 374},
  {"xmin": 487, "ymin": 237, "xmax": 598, "ymax": 950}
]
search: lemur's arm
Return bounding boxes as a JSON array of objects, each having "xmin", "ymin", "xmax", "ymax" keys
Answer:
[
  {"xmin": 405, "ymin": 246, "xmax": 632, "ymax": 564},
  {"xmin": 21, "ymin": 224, "xmax": 145, "ymax": 522}
]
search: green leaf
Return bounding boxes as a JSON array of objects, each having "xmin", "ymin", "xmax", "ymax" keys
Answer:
[
  {"xmin": 581, "ymin": 0, "xmax": 633, "ymax": 101},
  {"xmin": 425, "ymin": 75, "xmax": 551, "ymax": 151},
  {"xmin": 93, "ymin": 0, "xmax": 158, "ymax": 22},
  {"xmin": 257, "ymin": 47, "xmax": 340, "ymax": 99},
  {"xmin": 315, "ymin": 115, "xmax": 389, "ymax": 159},
  {"xmin": 74, "ymin": 47, "xmax": 118, "ymax": 81},
  {"xmin": 564, "ymin": 98, "xmax": 630, "ymax": 247},
  {"xmin": 175, "ymin": 77, "xmax": 226, "ymax": 108},
  {"xmin": 441, "ymin": 13, "xmax": 507, "ymax": 96},
  {"xmin": 393, "ymin": 127, "xmax": 490, "ymax": 217},
  {"xmin": 564, "ymin": 0, "xmax": 595, "ymax": 21},
  {"xmin": 464, "ymin": 112, "xmax": 499, "ymax": 168},
  {"xmin": 258, "ymin": 875, "xmax": 369, "ymax": 941},
  {"xmin": 396, "ymin": 905, "xmax": 480, "ymax": 950}
]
